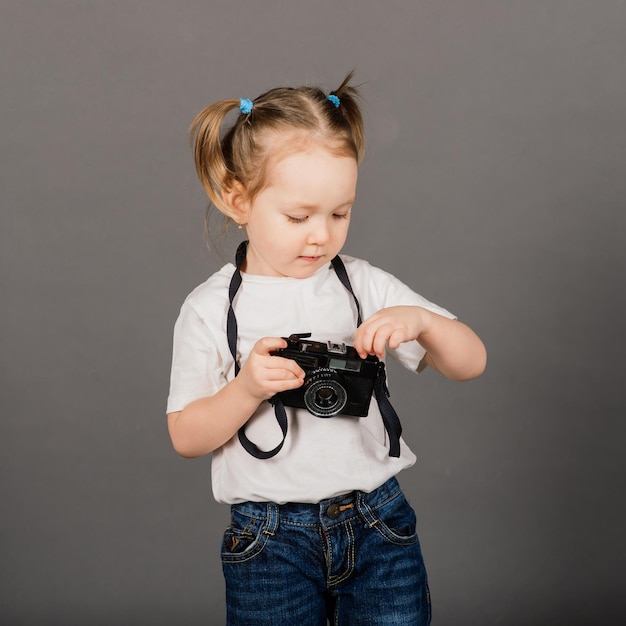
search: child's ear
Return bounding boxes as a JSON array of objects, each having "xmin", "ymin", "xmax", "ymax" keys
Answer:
[{"xmin": 221, "ymin": 181, "xmax": 250, "ymax": 225}]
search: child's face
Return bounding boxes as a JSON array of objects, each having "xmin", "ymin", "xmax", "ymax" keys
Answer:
[{"xmin": 241, "ymin": 145, "xmax": 358, "ymax": 278}]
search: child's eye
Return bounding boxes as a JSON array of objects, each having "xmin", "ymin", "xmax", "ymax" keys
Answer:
[
  {"xmin": 333, "ymin": 213, "xmax": 350, "ymax": 220},
  {"xmin": 287, "ymin": 215, "xmax": 308, "ymax": 224}
]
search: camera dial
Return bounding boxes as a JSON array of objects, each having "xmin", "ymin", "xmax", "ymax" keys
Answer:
[{"xmin": 303, "ymin": 368, "xmax": 348, "ymax": 417}]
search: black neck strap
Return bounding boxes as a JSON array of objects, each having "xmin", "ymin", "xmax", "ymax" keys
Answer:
[
  {"xmin": 227, "ymin": 241, "xmax": 248, "ymax": 377},
  {"xmin": 227, "ymin": 241, "xmax": 401, "ymax": 458}
]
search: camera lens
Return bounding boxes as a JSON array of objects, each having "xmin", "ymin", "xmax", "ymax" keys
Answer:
[
  {"xmin": 304, "ymin": 370, "xmax": 348, "ymax": 417},
  {"xmin": 316, "ymin": 387, "xmax": 337, "ymax": 406}
]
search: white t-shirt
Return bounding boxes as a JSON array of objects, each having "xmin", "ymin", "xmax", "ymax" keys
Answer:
[{"xmin": 167, "ymin": 255, "xmax": 455, "ymax": 504}]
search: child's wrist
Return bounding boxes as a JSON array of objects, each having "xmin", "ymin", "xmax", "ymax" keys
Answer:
[
  {"xmin": 414, "ymin": 307, "xmax": 433, "ymax": 339},
  {"xmin": 230, "ymin": 375, "xmax": 266, "ymax": 406}
]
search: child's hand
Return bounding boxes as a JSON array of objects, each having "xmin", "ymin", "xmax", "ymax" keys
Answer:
[
  {"xmin": 354, "ymin": 306, "xmax": 487, "ymax": 381},
  {"xmin": 236, "ymin": 337, "xmax": 305, "ymax": 401},
  {"xmin": 353, "ymin": 306, "xmax": 427, "ymax": 359}
]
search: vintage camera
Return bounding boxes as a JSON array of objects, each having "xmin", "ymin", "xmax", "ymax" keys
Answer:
[{"xmin": 272, "ymin": 333, "xmax": 384, "ymax": 418}]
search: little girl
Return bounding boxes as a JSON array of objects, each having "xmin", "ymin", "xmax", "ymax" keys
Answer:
[{"xmin": 167, "ymin": 73, "xmax": 486, "ymax": 626}]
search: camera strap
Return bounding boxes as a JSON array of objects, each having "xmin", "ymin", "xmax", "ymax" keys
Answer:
[
  {"xmin": 331, "ymin": 255, "xmax": 402, "ymax": 458},
  {"xmin": 227, "ymin": 240, "xmax": 402, "ymax": 459}
]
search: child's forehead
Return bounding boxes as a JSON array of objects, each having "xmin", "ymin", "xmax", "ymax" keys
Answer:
[
  {"xmin": 261, "ymin": 147, "xmax": 358, "ymax": 203},
  {"xmin": 258, "ymin": 131, "xmax": 355, "ymax": 176}
]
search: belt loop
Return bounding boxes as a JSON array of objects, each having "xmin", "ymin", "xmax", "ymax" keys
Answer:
[
  {"xmin": 355, "ymin": 490, "xmax": 377, "ymax": 528},
  {"xmin": 265, "ymin": 502, "xmax": 279, "ymax": 535}
]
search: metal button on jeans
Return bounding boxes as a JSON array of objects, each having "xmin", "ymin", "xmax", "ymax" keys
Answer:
[{"xmin": 326, "ymin": 503, "xmax": 341, "ymax": 519}]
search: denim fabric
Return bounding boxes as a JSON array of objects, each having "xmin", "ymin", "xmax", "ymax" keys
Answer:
[{"xmin": 221, "ymin": 477, "xmax": 431, "ymax": 625}]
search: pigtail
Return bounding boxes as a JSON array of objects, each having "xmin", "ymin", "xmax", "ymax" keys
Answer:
[
  {"xmin": 189, "ymin": 99, "xmax": 241, "ymax": 214},
  {"xmin": 329, "ymin": 71, "xmax": 366, "ymax": 163}
]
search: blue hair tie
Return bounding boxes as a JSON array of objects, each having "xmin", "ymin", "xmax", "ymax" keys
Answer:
[
  {"xmin": 327, "ymin": 94, "xmax": 340, "ymax": 108},
  {"xmin": 239, "ymin": 98, "xmax": 254, "ymax": 115}
]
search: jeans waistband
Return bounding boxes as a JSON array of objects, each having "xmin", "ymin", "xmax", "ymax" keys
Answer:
[{"xmin": 231, "ymin": 476, "xmax": 402, "ymax": 527}]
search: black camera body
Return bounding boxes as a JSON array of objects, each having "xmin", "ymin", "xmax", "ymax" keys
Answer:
[{"xmin": 272, "ymin": 334, "xmax": 384, "ymax": 418}]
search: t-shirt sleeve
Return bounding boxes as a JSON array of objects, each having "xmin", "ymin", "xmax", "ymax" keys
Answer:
[{"xmin": 166, "ymin": 298, "xmax": 226, "ymax": 414}]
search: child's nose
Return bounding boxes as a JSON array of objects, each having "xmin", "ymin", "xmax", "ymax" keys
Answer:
[{"xmin": 307, "ymin": 219, "xmax": 329, "ymax": 245}]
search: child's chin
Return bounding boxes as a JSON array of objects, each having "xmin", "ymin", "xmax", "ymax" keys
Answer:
[{"xmin": 291, "ymin": 263, "xmax": 323, "ymax": 278}]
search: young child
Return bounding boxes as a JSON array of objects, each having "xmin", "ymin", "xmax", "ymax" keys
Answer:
[{"xmin": 167, "ymin": 73, "xmax": 486, "ymax": 626}]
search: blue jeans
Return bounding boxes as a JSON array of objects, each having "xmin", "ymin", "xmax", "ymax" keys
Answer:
[{"xmin": 221, "ymin": 477, "xmax": 431, "ymax": 625}]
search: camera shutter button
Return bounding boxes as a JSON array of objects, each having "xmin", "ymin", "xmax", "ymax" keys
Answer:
[{"xmin": 326, "ymin": 503, "xmax": 341, "ymax": 519}]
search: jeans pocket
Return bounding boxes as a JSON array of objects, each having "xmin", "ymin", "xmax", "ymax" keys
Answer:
[
  {"xmin": 221, "ymin": 508, "xmax": 271, "ymax": 563},
  {"xmin": 367, "ymin": 491, "xmax": 418, "ymax": 545}
]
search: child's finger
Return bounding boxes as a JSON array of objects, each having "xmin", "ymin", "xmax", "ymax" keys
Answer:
[
  {"xmin": 387, "ymin": 328, "xmax": 407, "ymax": 350},
  {"xmin": 253, "ymin": 336, "xmax": 288, "ymax": 355},
  {"xmin": 371, "ymin": 324, "xmax": 395, "ymax": 358},
  {"xmin": 354, "ymin": 321, "xmax": 377, "ymax": 357},
  {"xmin": 278, "ymin": 375, "xmax": 305, "ymax": 391},
  {"xmin": 355, "ymin": 317, "xmax": 388, "ymax": 357},
  {"xmin": 266, "ymin": 356, "xmax": 305, "ymax": 379}
]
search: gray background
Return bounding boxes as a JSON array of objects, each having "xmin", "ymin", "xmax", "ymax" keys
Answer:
[{"xmin": 1, "ymin": 1, "xmax": 624, "ymax": 624}]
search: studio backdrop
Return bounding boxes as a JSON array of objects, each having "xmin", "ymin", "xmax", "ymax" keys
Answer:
[{"xmin": 1, "ymin": 1, "xmax": 624, "ymax": 624}]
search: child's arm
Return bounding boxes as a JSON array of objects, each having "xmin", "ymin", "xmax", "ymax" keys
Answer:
[
  {"xmin": 353, "ymin": 306, "xmax": 486, "ymax": 381},
  {"xmin": 167, "ymin": 337, "xmax": 305, "ymax": 458}
]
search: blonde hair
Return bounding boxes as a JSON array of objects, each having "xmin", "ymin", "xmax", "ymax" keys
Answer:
[{"xmin": 189, "ymin": 72, "xmax": 365, "ymax": 223}]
